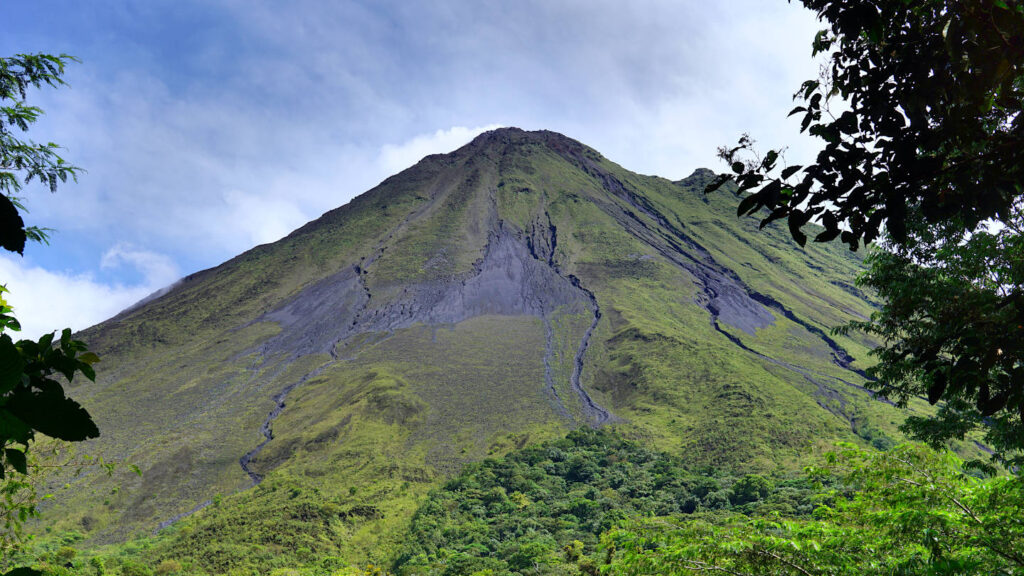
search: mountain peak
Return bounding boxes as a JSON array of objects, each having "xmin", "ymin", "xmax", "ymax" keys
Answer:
[
  {"xmin": 462, "ymin": 127, "xmax": 600, "ymax": 160},
  {"xmin": 69, "ymin": 128, "xmax": 883, "ymax": 552},
  {"xmin": 676, "ymin": 167, "xmax": 719, "ymax": 189}
]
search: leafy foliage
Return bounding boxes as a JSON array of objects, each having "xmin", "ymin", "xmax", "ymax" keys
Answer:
[
  {"xmin": 80, "ymin": 434, "xmax": 1017, "ymax": 576},
  {"xmin": 603, "ymin": 443, "xmax": 1024, "ymax": 575},
  {"xmin": 0, "ymin": 53, "xmax": 100, "ymax": 575},
  {"xmin": 0, "ymin": 53, "xmax": 81, "ymax": 254},
  {"xmin": 837, "ymin": 205, "xmax": 1024, "ymax": 464},
  {"xmin": 707, "ymin": 0, "xmax": 1024, "ymax": 464},
  {"xmin": 0, "ymin": 286, "xmax": 98, "ymax": 469},
  {"xmin": 0, "ymin": 52, "xmax": 99, "ymax": 480},
  {"xmin": 708, "ymin": 1, "xmax": 1024, "ymax": 250},
  {"xmin": 394, "ymin": 429, "xmax": 815, "ymax": 576},
  {"xmin": 0, "ymin": 288, "xmax": 99, "ymax": 572}
]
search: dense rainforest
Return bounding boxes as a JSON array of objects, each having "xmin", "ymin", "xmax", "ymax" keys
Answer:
[{"xmin": 12, "ymin": 428, "xmax": 1022, "ymax": 575}]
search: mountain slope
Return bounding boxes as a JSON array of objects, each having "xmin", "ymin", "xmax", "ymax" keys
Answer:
[{"xmin": 53, "ymin": 128, "xmax": 907, "ymax": 561}]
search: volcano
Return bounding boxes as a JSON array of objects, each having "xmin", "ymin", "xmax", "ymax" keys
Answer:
[{"xmin": 59, "ymin": 128, "xmax": 893, "ymax": 558}]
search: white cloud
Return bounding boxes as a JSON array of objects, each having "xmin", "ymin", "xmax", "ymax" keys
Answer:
[
  {"xmin": 1, "ymin": 0, "xmax": 832, "ymax": 332},
  {"xmin": 377, "ymin": 124, "xmax": 505, "ymax": 175},
  {"xmin": 0, "ymin": 247, "xmax": 179, "ymax": 339},
  {"xmin": 100, "ymin": 243, "xmax": 180, "ymax": 287},
  {"xmin": 18, "ymin": 2, "xmax": 825, "ymax": 263},
  {"xmin": 219, "ymin": 189, "xmax": 311, "ymax": 247}
]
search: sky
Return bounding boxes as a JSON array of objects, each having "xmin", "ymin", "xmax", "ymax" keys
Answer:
[{"xmin": 1, "ymin": 1, "xmax": 824, "ymax": 338}]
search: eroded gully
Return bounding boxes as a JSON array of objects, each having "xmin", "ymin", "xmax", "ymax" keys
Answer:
[{"xmin": 587, "ymin": 170, "xmax": 874, "ymax": 425}]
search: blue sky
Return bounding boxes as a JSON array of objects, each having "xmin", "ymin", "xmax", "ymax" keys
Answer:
[{"xmin": 1, "ymin": 1, "xmax": 822, "ymax": 337}]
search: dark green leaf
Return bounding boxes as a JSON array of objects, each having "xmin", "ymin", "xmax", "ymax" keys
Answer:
[
  {"xmin": 37, "ymin": 332, "xmax": 54, "ymax": 351},
  {"xmin": 813, "ymin": 228, "xmax": 841, "ymax": 243},
  {"xmin": 788, "ymin": 210, "xmax": 808, "ymax": 247},
  {"xmin": 6, "ymin": 386, "xmax": 99, "ymax": 442},
  {"xmin": 703, "ymin": 174, "xmax": 733, "ymax": 194},
  {"xmin": 0, "ymin": 337, "xmax": 23, "ymax": 394},
  {"xmin": 79, "ymin": 363, "xmax": 95, "ymax": 381},
  {"xmin": 760, "ymin": 207, "xmax": 789, "ymax": 229},
  {"xmin": 737, "ymin": 195, "xmax": 761, "ymax": 217},
  {"xmin": 800, "ymin": 113, "xmax": 813, "ymax": 133},
  {"xmin": 759, "ymin": 180, "xmax": 783, "ymax": 206},
  {"xmin": 780, "ymin": 165, "xmax": 802, "ymax": 180},
  {"xmin": 0, "ymin": 411, "xmax": 32, "ymax": 445},
  {"xmin": 0, "ymin": 195, "xmax": 26, "ymax": 255},
  {"xmin": 2, "ymin": 568, "xmax": 43, "ymax": 576},
  {"xmin": 5, "ymin": 448, "xmax": 27, "ymax": 474},
  {"xmin": 927, "ymin": 373, "xmax": 947, "ymax": 405}
]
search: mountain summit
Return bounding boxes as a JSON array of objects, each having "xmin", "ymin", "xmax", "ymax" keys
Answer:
[{"xmin": 64, "ymin": 128, "xmax": 887, "ymax": 551}]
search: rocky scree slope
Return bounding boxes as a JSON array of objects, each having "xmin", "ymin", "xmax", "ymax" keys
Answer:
[{"xmin": 58, "ymin": 128, "xmax": 892, "ymax": 554}]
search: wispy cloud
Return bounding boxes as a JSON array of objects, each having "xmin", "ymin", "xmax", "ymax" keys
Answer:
[
  {"xmin": 1, "ymin": 246, "xmax": 179, "ymax": 338},
  {"xmin": 100, "ymin": 243, "xmax": 180, "ymax": 287},
  {"xmin": 378, "ymin": 124, "xmax": 504, "ymax": 175},
  {"xmin": 217, "ymin": 189, "xmax": 311, "ymax": 247}
]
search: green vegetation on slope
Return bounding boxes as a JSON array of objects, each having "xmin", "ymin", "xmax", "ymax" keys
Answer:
[
  {"xmin": 20, "ymin": 431, "xmax": 1020, "ymax": 576},
  {"xmin": 604, "ymin": 443, "xmax": 1023, "ymax": 575},
  {"xmin": 40, "ymin": 129, "xmax": 928, "ymax": 571},
  {"xmin": 27, "ymin": 429, "xmax": 818, "ymax": 576},
  {"xmin": 393, "ymin": 428, "xmax": 817, "ymax": 576}
]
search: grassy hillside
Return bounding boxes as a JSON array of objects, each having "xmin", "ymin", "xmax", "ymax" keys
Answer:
[{"xmin": 29, "ymin": 128, "xmax": 958, "ymax": 573}]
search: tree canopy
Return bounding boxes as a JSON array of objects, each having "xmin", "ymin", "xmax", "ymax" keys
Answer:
[
  {"xmin": 0, "ymin": 54, "xmax": 100, "ymax": 572},
  {"xmin": 0, "ymin": 53, "xmax": 81, "ymax": 255},
  {"xmin": 0, "ymin": 51, "xmax": 98, "ymax": 476},
  {"xmin": 709, "ymin": 1, "xmax": 1023, "ymax": 250},
  {"xmin": 708, "ymin": 1, "xmax": 1024, "ymax": 461},
  {"xmin": 604, "ymin": 443, "xmax": 1024, "ymax": 575}
]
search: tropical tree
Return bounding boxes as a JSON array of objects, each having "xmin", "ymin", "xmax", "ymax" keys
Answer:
[
  {"xmin": 707, "ymin": 1, "xmax": 1024, "ymax": 460},
  {"xmin": 1, "ymin": 53, "xmax": 80, "ymax": 253},
  {"xmin": 837, "ymin": 205, "xmax": 1024, "ymax": 464},
  {"xmin": 602, "ymin": 443, "xmax": 1024, "ymax": 575},
  {"xmin": 1, "ymin": 53, "xmax": 101, "ymax": 572},
  {"xmin": 710, "ymin": 1, "xmax": 1023, "ymax": 249}
]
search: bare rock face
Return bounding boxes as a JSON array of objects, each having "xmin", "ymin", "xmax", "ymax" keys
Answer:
[
  {"xmin": 428, "ymin": 226, "xmax": 588, "ymax": 321},
  {"xmin": 258, "ymin": 223, "xmax": 589, "ymax": 361},
  {"xmin": 258, "ymin": 266, "xmax": 367, "ymax": 358}
]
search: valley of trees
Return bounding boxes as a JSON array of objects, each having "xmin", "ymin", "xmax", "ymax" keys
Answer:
[
  {"xmin": 13, "ymin": 430, "xmax": 1022, "ymax": 575},
  {"xmin": 2, "ymin": 0, "xmax": 1023, "ymax": 575}
]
